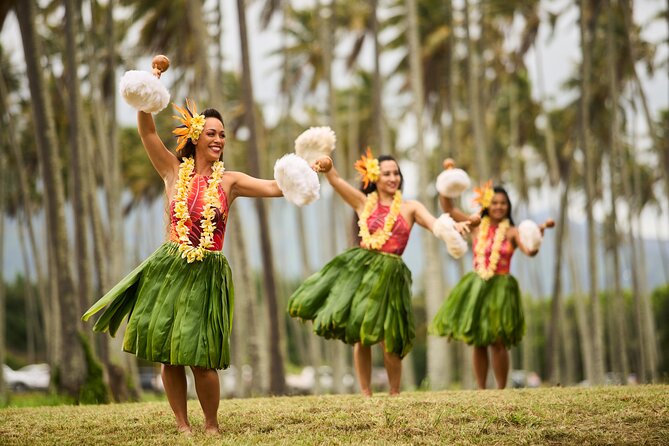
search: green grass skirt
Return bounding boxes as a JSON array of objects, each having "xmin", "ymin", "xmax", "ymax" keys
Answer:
[
  {"xmin": 288, "ymin": 247, "xmax": 414, "ymax": 358},
  {"xmin": 82, "ymin": 242, "xmax": 234, "ymax": 369},
  {"xmin": 430, "ymin": 272, "xmax": 525, "ymax": 347}
]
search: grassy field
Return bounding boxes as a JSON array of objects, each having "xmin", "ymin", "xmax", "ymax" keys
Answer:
[{"xmin": 1, "ymin": 385, "xmax": 667, "ymax": 445}]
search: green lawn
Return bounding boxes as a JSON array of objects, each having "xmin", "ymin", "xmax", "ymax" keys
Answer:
[{"xmin": 1, "ymin": 385, "xmax": 667, "ymax": 445}]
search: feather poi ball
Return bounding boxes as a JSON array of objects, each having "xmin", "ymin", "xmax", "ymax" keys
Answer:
[
  {"xmin": 294, "ymin": 126, "xmax": 336, "ymax": 164},
  {"xmin": 432, "ymin": 213, "xmax": 468, "ymax": 259},
  {"xmin": 274, "ymin": 154, "xmax": 320, "ymax": 207},
  {"xmin": 119, "ymin": 70, "xmax": 170, "ymax": 113},
  {"xmin": 518, "ymin": 220, "xmax": 542, "ymax": 252},
  {"xmin": 435, "ymin": 168, "xmax": 471, "ymax": 198}
]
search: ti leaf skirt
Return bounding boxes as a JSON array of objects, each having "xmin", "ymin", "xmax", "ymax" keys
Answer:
[
  {"xmin": 430, "ymin": 272, "xmax": 525, "ymax": 347},
  {"xmin": 82, "ymin": 242, "xmax": 234, "ymax": 369},
  {"xmin": 288, "ymin": 247, "xmax": 414, "ymax": 358}
]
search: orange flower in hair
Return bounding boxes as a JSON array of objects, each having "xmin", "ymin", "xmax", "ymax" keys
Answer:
[
  {"xmin": 473, "ymin": 180, "xmax": 494, "ymax": 210},
  {"xmin": 172, "ymin": 98, "xmax": 205, "ymax": 152},
  {"xmin": 354, "ymin": 147, "xmax": 380, "ymax": 189}
]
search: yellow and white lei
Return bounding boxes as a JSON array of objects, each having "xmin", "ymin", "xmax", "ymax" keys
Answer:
[
  {"xmin": 358, "ymin": 191, "xmax": 402, "ymax": 250},
  {"xmin": 474, "ymin": 216, "xmax": 510, "ymax": 280},
  {"xmin": 173, "ymin": 157, "xmax": 225, "ymax": 263}
]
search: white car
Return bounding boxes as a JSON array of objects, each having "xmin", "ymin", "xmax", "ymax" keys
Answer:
[{"xmin": 3, "ymin": 363, "xmax": 50, "ymax": 391}]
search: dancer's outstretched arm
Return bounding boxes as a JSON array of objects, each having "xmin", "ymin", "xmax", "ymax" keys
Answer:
[
  {"xmin": 511, "ymin": 219, "xmax": 554, "ymax": 257},
  {"xmin": 408, "ymin": 200, "xmax": 470, "ymax": 234},
  {"xmin": 324, "ymin": 166, "xmax": 366, "ymax": 213},
  {"xmin": 228, "ymin": 172, "xmax": 283, "ymax": 201},
  {"xmin": 228, "ymin": 155, "xmax": 332, "ymax": 202},
  {"xmin": 439, "ymin": 195, "xmax": 479, "ymax": 225},
  {"xmin": 137, "ymin": 111, "xmax": 179, "ymax": 181}
]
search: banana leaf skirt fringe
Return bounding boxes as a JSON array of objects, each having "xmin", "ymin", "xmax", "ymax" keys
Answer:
[
  {"xmin": 82, "ymin": 242, "xmax": 234, "ymax": 369},
  {"xmin": 430, "ymin": 272, "xmax": 524, "ymax": 347},
  {"xmin": 287, "ymin": 247, "xmax": 414, "ymax": 358}
]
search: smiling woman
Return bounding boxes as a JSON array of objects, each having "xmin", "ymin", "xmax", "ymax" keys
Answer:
[
  {"xmin": 81, "ymin": 57, "xmax": 330, "ymax": 435},
  {"xmin": 287, "ymin": 149, "xmax": 475, "ymax": 397},
  {"xmin": 431, "ymin": 178, "xmax": 554, "ymax": 390}
]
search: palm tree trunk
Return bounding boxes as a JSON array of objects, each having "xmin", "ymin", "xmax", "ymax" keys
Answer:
[
  {"xmin": 229, "ymin": 211, "xmax": 263, "ymax": 395},
  {"xmin": 317, "ymin": 0, "xmax": 348, "ymax": 394},
  {"xmin": 605, "ymin": 2, "xmax": 629, "ymax": 381},
  {"xmin": 0, "ymin": 155, "xmax": 7, "ymax": 405},
  {"xmin": 65, "ymin": 0, "xmax": 93, "ymax": 318},
  {"xmin": 17, "ymin": 0, "xmax": 87, "ymax": 397},
  {"xmin": 560, "ymin": 295, "xmax": 577, "ymax": 385},
  {"xmin": 579, "ymin": 0, "xmax": 605, "ymax": 385},
  {"xmin": 631, "ymin": 142, "xmax": 658, "ymax": 382},
  {"xmin": 547, "ymin": 177, "xmax": 571, "ymax": 384},
  {"xmin": 17, "ymin": 220, "xmax": 39, "ymax": 363},
  {"xmin": 236, "ymin": 0, "xmax": 286, "ymax": 395},
  {"xmin": 447, "ymin": 1, "xmax": 458, "ymax": 160},
  {"xmin": 370, "ymin": 0, "xmax": 383, "ymax": 152},
  {"xmin": 618, "ymin": 145, "xmax": 647, "ymax": 382},
  {"xmin": 521, "ymin": 296, "xmax": 533, "ymax": 385},
  {"xmin": 405, "ymin": 0, "xmax": 447, "ymax": 390},
  {"xmin": 464, "ymin": 0, "xmax": 488, "ymax": 179},
  {"xmin": 567, "ymin": 223, "xmax": 594, "ymax": 382},
  {"xmin": 533, "ymin": 45, "xmax": 560, "ymax": 186}
]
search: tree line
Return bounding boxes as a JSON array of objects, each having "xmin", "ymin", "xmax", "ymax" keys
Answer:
[{"xmin": 0, "ymin": 0, "xmax": 667, "ymax": 402}]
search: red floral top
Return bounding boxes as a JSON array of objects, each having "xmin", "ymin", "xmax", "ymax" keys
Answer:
[
  {"xmin": 362, "ymin": 203, "xmax": 411, "ymax": 255},
  {"xmin": 169, "ymin": 174, "xmax": 229, "ymax": 251},
  {"xmin": 472, "ymin": 224, "xmax": 514, "ymax": 274}
]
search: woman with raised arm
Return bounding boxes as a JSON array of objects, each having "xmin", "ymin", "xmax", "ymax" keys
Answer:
[
  {"xmin": 431, "ymin": 174, "xmax": 553, "ymax": 389},
  {"xmin": 83, "ymin": 57, "xmax": 326, "ymax": 435},
  {"xmin": 288, "ymin": 150, "xmax": 472, "ymax": 396}
]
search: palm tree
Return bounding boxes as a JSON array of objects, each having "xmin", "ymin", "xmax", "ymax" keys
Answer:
[
  {"xmin": 464, "ymin": 0, "xmax": 488, "ymax": 180},
  {"xmin": 604, "ymin": 0, "xmax": 629, "ymax": 382},
  {"xmin": 15, "ymin": 0, "xmax": 88, "ymax": 397},
  {"xmin": 404, "ymin": 0, "xmax": 448, "ymax": 390},
  {"xmin": 0, "ymin": 124, "xmax": 7, "ymax": 406},
  {"xmin": 65, "ymin": 0, "xmax": 93, "ymax": 321},
  {"xmin": 579, "ymin": 0, "xmax": 605, "ymax": 385},
  {"xmin": 236, "ymin": 0, "xmax": 286, "ymax": 395}
]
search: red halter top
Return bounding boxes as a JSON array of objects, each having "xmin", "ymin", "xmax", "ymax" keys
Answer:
[
  {"xmin": 361, "ymin": 203, "xmax": 411, "ymax": 255},
  {"xmin": 472, "ymin": 223, "xmax": 514, "ymax": 274},
  {"xmin": 169, "ymin": 174, "xmax": 229, "ymax": 251}
]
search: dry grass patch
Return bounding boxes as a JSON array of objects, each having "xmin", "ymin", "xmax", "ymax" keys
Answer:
[{"xmin": 1, "ymin": 385, "xmax": 667, "ymax": 445}]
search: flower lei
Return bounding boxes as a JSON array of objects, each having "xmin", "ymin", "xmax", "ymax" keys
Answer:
[
  {"xmin": 354, "ymin": 147, "xmax": 381, "ymax": 189},
  {"xmin": 172, "ymin": 98, "xmax": 206, "ymax": 152},
  {"xmin": 474, "ymin": 216, "xmax": 510, "ymax": 280},
  {"xmin": 358, "ymin": 191, "xmax": 403, "ymax": 250},
  {"xmin": 173, "ymin": 157, "xmax": 225, "ymax": 263}
]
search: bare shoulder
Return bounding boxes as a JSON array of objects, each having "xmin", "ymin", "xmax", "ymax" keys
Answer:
[
  {"xmin": 402, "ymin": 199, "xmax": 424, "ymax": 213},
  {"xmin": 403, "ymin": 199, "xmax": 420, "ymax": 209},
  {"xmin": 506, "ymin": 225, "xmax": 519, "ymax": 244},
  {"xmin": 221, "ymin": 170, "xmax": 252, "ymax": 184}
]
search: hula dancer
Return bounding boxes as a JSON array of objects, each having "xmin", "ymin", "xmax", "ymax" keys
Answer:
[
  {"xmin": 288, "ymin": 150, "xmax": 471, "ymax": 396},
  {"xmin": 83, "ymin": 57, "xmax": 326, "ymax": 434},
  {"xmin": 431, "ymin": 169, "xmax": 554, "ymax": 389}
]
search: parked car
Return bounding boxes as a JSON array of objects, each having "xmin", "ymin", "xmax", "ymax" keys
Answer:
[
  {"xmin": 286, "ymin": 365, "xmax": 356, "ymax": 395},
  {"xmin": 3, "ymin": 363, "xmax": 50, "ymax": 391}
]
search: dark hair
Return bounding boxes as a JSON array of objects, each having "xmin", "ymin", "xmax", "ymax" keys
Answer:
[
  {"xmin": 481, "ymin": 186, "xmax": 515, "ymax": 226},
  {"xmin": 175, "ymin": 108, "xmax": 225, "ymax": 159},
  {"xmin": 360, "ymin": 155, "xmax": 404, "ymax": 195}
]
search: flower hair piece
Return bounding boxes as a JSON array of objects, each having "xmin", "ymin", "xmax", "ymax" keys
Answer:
[
  {"xmin": 172, "ymin": 98, "xmax": 206, "ymax": 152},
  {"xmin": 354, "ymin": 147, "xmax": 380, "ymax": 189},
  {"xmin": 473, "ymin": 180, "xmax": 494, "ymax": 210}
]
